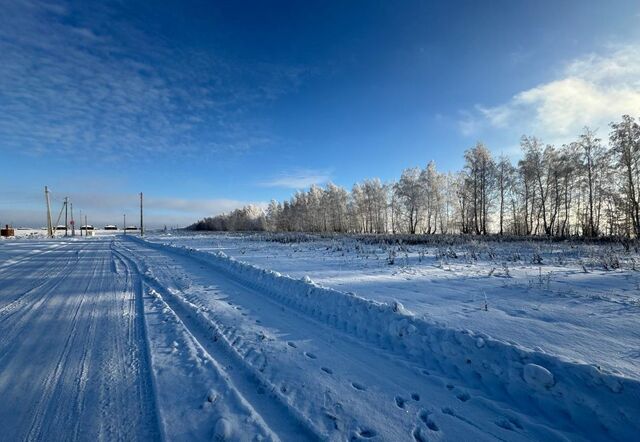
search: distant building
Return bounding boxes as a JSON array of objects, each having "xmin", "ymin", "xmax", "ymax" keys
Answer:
[
  {"xmin": 104, "ymin": 225, "xmax": 118, "ymax": 230},
  {"xmin": 55, "ymin": 225, "xmax": 67, "ymax": 231},
  {"xmin": 80, "ymin": 225, "xmax": 94, "ymax": 231},
  {"xmin": 1, "ymin": 225, "xmax": 15, "ymax": 237},
  {"xmin": 125, "ymin": 226, "xmax": 138, "ymax": 231}
]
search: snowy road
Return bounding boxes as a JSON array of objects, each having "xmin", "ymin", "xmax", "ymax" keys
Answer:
[
  {"xmin": 0, "ymin": 239, "xmax": 160, "ymax": 441},
  {"xmin": 1, "ymin": 236, "xmax": 638, "ymax": 441}
]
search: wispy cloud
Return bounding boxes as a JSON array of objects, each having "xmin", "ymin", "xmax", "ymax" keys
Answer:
[
  {"xmin": 460, "ymin": 45, "xmax": 640, "ymax": 145},
  {"xmin": 0, "ymin": 1, "xmax": 306, "ymax": 159},
  {"xmin": 457, "ymin": 110, "xmax": 481, "ymax": 137},
  {"xmin": 260, "ymin": 168, "xmax": 332, "ymax": 189}
]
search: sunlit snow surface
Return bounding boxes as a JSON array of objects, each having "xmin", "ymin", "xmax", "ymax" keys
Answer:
[
  {"xmin": 1, "ymin": 231, "xmax": 638, "ymax": 441},
  {"xmin": 147, "ymin": 232, "xmax": 640, "ymax": 379}
]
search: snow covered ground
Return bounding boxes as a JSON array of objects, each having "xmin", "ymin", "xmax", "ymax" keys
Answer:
[
  {"xmin": 1, "ymin": 233, "xmax": 639, "ymax": 440},
  {"xmin": 146, "ymin": 232, "xmax": 640, "ymax": 380}
]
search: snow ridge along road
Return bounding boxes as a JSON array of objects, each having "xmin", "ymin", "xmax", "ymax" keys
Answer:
[{"xmin": 118, "ymin": 235, "xmax": 640, "ymax": 441}]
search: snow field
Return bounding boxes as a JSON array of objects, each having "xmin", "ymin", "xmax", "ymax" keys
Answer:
[
  {"xmin": 148, "ymin": 232, "xmax": 640, "ymax": 381},
  {"xmin": 127, "ymin": 235, "xmax": 639, "ymax": 441},
  {"xmin": 3, "ymin": 235, "xmax": 638, "ymax": 440},
  {"xmin": 121, "ymin": 238, "xmax": 522, "ymax": 440}
]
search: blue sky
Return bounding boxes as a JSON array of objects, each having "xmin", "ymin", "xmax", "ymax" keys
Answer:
[{"xmin": 1, "ymin": 0, "xmax": 640, "ymax": 227}]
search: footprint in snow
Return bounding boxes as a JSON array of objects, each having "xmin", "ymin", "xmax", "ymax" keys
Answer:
[
  {"xmin": 418, "ymin": 409, "xmax": 440, "ymax": 432},
  {"xmin": 495, "ymin": 416, "xmax": 523, "ymax": 431},
  {"xmin": 395, "ymin": 396, "xmax": 407, "ymax": 409},
  {"xmin": 456, "ymin": 391, "xmax": 471, "ymax": 402},
  {"xmin": 412, "ymin": 426, "xmax": 429, "ymax": 442},
  {"xmin": 355, "ymin": 428, "xmax": 377, "ymax": 439},
  {"xmin": 304, "ymin": 352, "xmax": 317, "ymax": 359},
  {"xmin": 351, "ymin": 382, "xmax": 366, "ymax": 391},
  {"xmin": 495, "ymin": 419, "xmax": 515, "ymax": 431},
  {"xmin": 287, "ymin": 342, "xmax": 297, "ymax": 348},
  {"xmin": 411, "ymin": 393, "xmax": 420, "ymax": 401},
  {"xmin": 321, "ymin": 367, "xmax": 333, "ymax": 374},
  {"xmin": 323, "ymin": 411, "xmax": 340, "ymax": 430}
]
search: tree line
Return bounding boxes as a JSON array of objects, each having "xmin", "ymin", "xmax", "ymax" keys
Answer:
[{"xmin": 189, "ymin": 115, "xmax": 640, "ymax": 238}]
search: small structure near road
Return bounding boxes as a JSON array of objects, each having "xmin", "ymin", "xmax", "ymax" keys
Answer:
[
  {"xmin": 104, "ymin": 225, "xmax": 118, "ymax": 230},
  {"xmin": 1, "ymin": 224, "xmax": 15, "ymax": 237},
  {"xmin": 81, "ymin": 225, "xmax": 95, "ymax": 237}
]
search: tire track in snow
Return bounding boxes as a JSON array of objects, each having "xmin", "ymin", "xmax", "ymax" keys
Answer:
[
  {"xmin": 115, "ymin": 245, "xmax": 276, "ymax": 440},
  {"xmin": 24, "ymin": 242, "xmax": 102, "ymax": 441},
  {"xmin": 114, "ymin": 242, "xmax": 320, "ymax": 441},
  {"xmin": 0, "ymin": 241, "xmax": 62, "ymax": 273},
  {"xmin": 108, "ymin": 242, "xmax": 164, "ymax": 441},
  {"xmin": 0, "ymin": 242, "xmax": 87, "ymax": 318},
  {"xmin": 0, "ymin": 242, "xmax": 89, "ymax": 371}
]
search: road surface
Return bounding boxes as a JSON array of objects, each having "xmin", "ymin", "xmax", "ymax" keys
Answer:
[{"xmin": 0, "ymin": 238, "xmax": 160, "ymax": 441}]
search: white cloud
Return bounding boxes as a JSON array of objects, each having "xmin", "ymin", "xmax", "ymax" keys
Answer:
[
  {"xmin": 260, "ymin": 169, "xmax": 332, "ymax": 189},
  {"xmin": 457, "ymin": 110, "xmax": 481, "ymax": 137},
  {"xmin": 462, "ymin": 45, "xmax": 640, "ymax": 144}
]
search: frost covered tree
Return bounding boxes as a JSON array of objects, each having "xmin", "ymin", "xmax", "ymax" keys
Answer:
[
  {"xmin": 578, "ymin": 128, "xmax": 609, "ymax": 237},
  {"xmin": 610, "ymin": 115, "xmax": 640, "ymax": 237},
  {"xmin": 555, "ymin": 143, "xmax": 580, "ymax": 237},
  {"xmin": 189, "ymin": 205, "xmax": 267, "ymax": 231},
  {"xmin": 440, "ymin": 172, "xmax": 457, "ymax": 234},
  {"xmin": 420, "ymin": 161, "xmax": 440, "ymax": 234},
  {"xmin": 518, "ymin": 137, "xmax": 544, "ymax": 235},
  {"xmin": 323, "ymin": 182, "xmax": 349, "ymax": 232},
  {"xmin": 266, "ymin": 200, "xmax": 281, "ymax": 231},
  {"xmin": 394, "ymin": 168, "xmax": 424, "ymax": 234},
  {"xmin": 348, "ymin": 179, "xmax": 389, "ymax": 233},
  {"xmin": 496, "ymin": 155, "xmax": 515, "ymax": 235},
  {"xmin": 190, "ymin": 114, "xmax": 640, "ymax": 238},
  {"xmin": 463, "ymin": 143, "xmax": 495, "ymax": 235}
]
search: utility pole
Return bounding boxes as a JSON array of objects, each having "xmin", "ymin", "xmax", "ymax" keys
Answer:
[
  {"xmin": 45, "ymin": 186, "xmax": 53, "ymax": 238},
  {"xmin": 79, "ymin": 209, "xmax": 82, "ymax": 237},
  {"xmin": 64, "ymin": 197, "xmax": 69, "ymax": 237},
  {"xmin": 85, "ymin": 215, "xmax": 88, "ymax": 237},
  {"xmin": 70, "ymin": 202, "xmax": 75, "ymax": 236},
  {"xmin": 140, "ymin": 192, "xmax": 144, "ymax": 236},
  {"xmin": 123, "ymin": 214, "xmax": 126, "ymax": 235}
]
